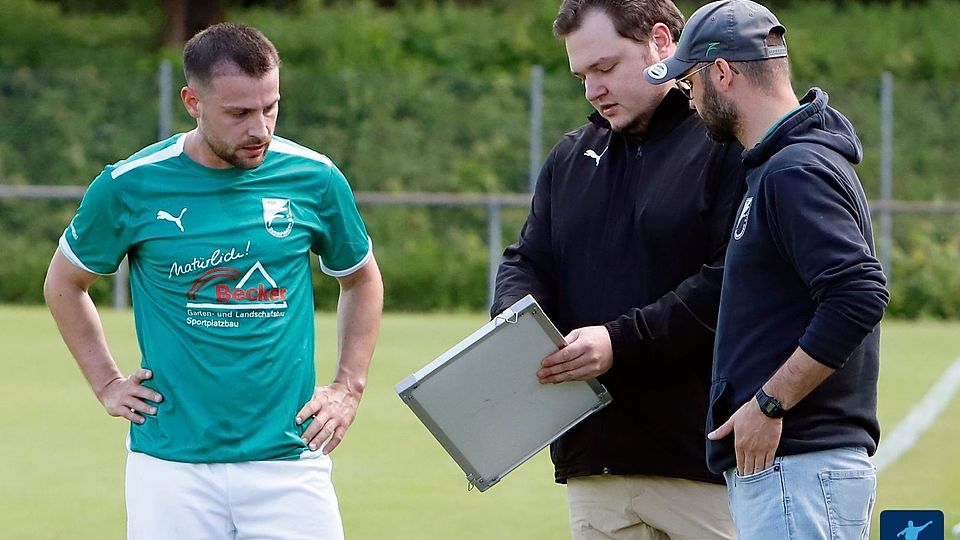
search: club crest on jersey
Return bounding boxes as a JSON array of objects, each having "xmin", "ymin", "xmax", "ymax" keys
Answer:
[
  {"xmin": 262, "ymin": 198, "xmax": 293, "ymax": 238},
  {"xmin": 734, "ymin": 197, "xmax": 753, "ymax": 240}
]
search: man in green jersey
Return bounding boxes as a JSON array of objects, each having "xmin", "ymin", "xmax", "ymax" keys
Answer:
[{"xmin": 44, "ymin": 23, "xmax": 383, "ymax": 539}]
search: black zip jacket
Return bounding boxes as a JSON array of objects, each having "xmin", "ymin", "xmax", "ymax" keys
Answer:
[
  {"xmin": 708, "ymin": 88, "xmax": 889, "ymax": 474},
  {"xmin": 492, "ymin": 89, "xmax": 745, "ymax": 484}
]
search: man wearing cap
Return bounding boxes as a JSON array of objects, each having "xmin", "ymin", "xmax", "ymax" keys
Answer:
[
  {"xmin": 493, "ymin": 1, "xmax": 745, "ymax": 538},
  {"xmin": 643, "ymin": 1, "xmax": 888, "ymax": 538}
]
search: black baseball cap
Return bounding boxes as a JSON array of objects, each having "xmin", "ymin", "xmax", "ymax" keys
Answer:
[{"xmin": 643, "ymin": 0, "xmax": 787, "ymax": 84}]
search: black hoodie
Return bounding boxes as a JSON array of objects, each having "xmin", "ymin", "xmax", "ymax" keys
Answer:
[
  {"xmin": 494, "ymin": 89, "xmax": 744, "ymax": 484},
  {"xmin": 707, "ymin": 88, "xmax": 889, "ymax": 474}
]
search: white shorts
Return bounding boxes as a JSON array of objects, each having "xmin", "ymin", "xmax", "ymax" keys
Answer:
[{"xmin": 125, "ymin": 451, "xmax": 344, "ymax": 540}]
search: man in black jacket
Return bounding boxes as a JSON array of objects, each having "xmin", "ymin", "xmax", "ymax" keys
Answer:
[
  {"xmin": 644, "ymin": 1, "xmax": 889, "ymax": 538},
  {"xmin": 492, "ymin": 1, "xmax": 743, "ymax": 538}
]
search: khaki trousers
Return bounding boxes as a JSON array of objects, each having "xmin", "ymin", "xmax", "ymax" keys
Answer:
[{"xmin": 567, "ymin": 475, "xmax": 735, "ymax": 540}]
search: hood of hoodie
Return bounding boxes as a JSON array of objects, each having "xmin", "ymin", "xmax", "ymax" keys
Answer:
[{"xmin": 742, "ymin": 87, "xmax": 863, "ymax": 168}]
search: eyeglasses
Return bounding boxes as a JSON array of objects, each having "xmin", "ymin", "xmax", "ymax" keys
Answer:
[
  {"xmin": 675, "ymin": 62, "xmax": 741, "ymax": 100},
  {"xmin": 676, "ymin": 63, "xmax": 714, "ymax": 100}
]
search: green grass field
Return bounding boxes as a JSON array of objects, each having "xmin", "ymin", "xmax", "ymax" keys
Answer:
[{"xmin": 0, "ymin": 306, "xmax": 957, "ymax": 539}]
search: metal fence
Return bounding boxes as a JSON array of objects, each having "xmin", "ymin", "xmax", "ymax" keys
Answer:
[{"xmin": 2, "ymin": 184, "xmax": 959, "ymax": 310}]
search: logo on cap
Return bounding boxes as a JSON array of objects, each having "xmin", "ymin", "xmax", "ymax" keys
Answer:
[
  {"xmin": 705, "ymin": 42, "xmax": 721, "ymax": 57},
  {"xmin": 647, "ymin": 62, "xmax": 668, "ymax": 80}
]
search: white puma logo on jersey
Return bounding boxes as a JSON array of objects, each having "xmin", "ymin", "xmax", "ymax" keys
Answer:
[
  {"xmin": 584, "ymin": 146, "xmax": 608, "ymax": 166},
  {"xmin": 157, "ymin": 208, "xmax": 187, "ymax": 232}
]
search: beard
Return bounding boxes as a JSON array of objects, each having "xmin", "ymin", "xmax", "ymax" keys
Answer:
[
  {"xmin": 202, "ymin": 130, "xmax": 270, "ymax": 170},
  {"xmin": 697, "ymin": 75, "xmax": 741, "ymax": 143}
]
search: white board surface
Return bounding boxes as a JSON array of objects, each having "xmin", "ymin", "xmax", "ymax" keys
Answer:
[{"xmin": 396, "ymin": 295, "xmax": 612, "ymax": 491}]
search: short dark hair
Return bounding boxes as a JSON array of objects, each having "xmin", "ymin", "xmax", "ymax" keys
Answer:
[
  {"xmin": 183, "ymin": 23, "xmax": 281, "ymax": 86},
  {"xmin": 553, "ymin": 0, "xmax": 685, "ymax": 44}
]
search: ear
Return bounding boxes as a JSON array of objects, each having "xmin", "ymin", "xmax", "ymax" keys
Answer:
[
  {"xmin": 713, "ymin": 59, "xmax": 737, "ymax": 91},
  {"xmin": 649, "ymin": 23, "xmax": 674, "ymax": 60},
  {"xmin": 181, "ymin": 85, "xmax": 201, "ymax": 120}
]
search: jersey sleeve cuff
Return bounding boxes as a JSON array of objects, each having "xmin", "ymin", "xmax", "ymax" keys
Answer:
[
  {"xmin": 319, "ymin": 237, "xmax": 373, "ymax": 277},
  {"xmin": 58, "ymin": 234, "xmax": 117, "ymax": 276}
]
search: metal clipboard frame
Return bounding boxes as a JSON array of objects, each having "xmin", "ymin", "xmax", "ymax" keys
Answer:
[{"xmin": 396, "ymin": 295, "xmax": 612, "ymax": 492}]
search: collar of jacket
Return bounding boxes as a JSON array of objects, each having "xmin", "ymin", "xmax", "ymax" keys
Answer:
[
  {"xmin": 587, "ymin": 88, "xmax": 692, "ymax": 141},
  {"xmin": 742, "ymin": 87, "xmax": 826, "ymax": 166}
]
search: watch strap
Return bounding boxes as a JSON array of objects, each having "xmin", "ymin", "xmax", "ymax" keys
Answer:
[{"xmin": 755, "ymin": 388, "xmax": 786, "ymax": 419}]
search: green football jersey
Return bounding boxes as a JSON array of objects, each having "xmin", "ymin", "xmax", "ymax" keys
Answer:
[{"xmin": 60, "ymin": 134, "xmax": 372, "ymax": 463}]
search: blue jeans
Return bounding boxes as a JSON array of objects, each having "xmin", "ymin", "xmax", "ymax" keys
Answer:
[{"xmin": 723, "ymin": 447, "xmax": 876, "ymax": 540}]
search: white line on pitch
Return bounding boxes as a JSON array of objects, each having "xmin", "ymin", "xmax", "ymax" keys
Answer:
[{"xmin": 874, "ymin": 356, "xmax": 960, "ymax": 472}]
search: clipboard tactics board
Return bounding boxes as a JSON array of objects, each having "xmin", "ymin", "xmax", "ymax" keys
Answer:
[{"xmin": 396, "ymin": 295, "xmax": 612, "ymax": 491}]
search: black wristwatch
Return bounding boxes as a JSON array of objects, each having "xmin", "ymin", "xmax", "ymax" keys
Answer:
[{"xmin": 755, "ymin": 388, "xmax": 786, "ymax": 419}]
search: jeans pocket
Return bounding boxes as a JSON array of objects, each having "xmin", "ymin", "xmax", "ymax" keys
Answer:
[
  {"xmin": 735, "ymin": 463, "xmax": 780, "ymax": 483},
  {"xmin": 727, "ymin": 463, "xmax": 789, "ymax": 540},
  {"xmin": 820, "ymin": 467, "xmax": 876, "ymax": 538}
]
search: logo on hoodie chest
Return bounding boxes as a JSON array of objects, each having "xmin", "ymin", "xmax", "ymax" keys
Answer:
[
  {"xmin": 734, "ymin": 197, "xmax": 753, "ymax": 241},
  {"xmin": 583, "ymin": 146, "xmax": 608, "ymax": 166}
]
